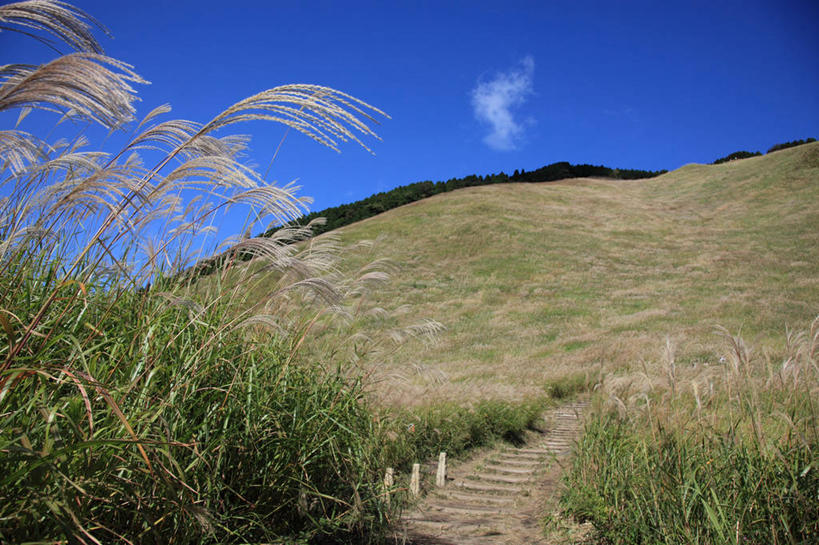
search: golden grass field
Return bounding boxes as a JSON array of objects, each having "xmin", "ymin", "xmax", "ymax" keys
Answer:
[{"xmin": 318, "ymin": 142, "xmax": 819, "ymax": 407}]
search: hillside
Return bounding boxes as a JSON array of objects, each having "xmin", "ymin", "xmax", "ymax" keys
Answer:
[{"xmin": 320, "ymin": 142, "xmax": 819, "ymax": 406}]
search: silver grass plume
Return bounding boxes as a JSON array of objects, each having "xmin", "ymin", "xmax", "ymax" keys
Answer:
[
  {"xmin": 0, "ymin": 54, "xmax": 146, "ymax": 128},
  {"xmin": 202, "ymin": 84, "xmax": 390, "ymax": 154},
  {"xmin": 0, "ymin": 129, "xmax": 48, "ymax": 174},
  {"xmin": 0, "ymin": 0, "xmax": 108, "ymax": 54}
]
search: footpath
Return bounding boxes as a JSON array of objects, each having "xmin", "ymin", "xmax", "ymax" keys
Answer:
[{"xmin": 396, "ymin": 401, "xmax": 588, "ymax": 544}]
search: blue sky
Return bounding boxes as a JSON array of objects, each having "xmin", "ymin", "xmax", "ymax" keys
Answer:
[{"xmin": 5, "ymin": 0, "xmax": 818, "ymax": 217}]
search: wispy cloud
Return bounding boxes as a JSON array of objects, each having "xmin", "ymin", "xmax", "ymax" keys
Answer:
[{"xmin": 471, "ymin": 56, "xmax": 535, "ymax": 151}]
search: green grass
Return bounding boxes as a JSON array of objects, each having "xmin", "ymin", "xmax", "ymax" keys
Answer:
[
  {"xmin": 544, "ymin": 372, "xmax": 597, "ymax": 400},
  {"xmin": 0, "ymin": 272, "xmax": 391, "ymax": 543}
]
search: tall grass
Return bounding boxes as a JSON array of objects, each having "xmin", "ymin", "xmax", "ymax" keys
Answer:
[
  {"xmin": 377, "ymin": 397, "xmax": 549, "ymax": 476},
  {"xmin": 0, "ymin": 2, "xmax": 410, "ymax": 542},
  {"xmin": 0, "ymin": 284, "xmax": 390, "ymax": 542},
  {"xmin": 562, "ymin": 320, "xmax": 819, "ymax": 544}
]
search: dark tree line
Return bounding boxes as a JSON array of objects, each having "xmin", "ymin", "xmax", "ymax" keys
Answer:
[
  {"xmin": 767, "ymin": 138, "xmax": 816, "ymax": 154},
  {"xmin": 712, "ymin": 150, "xmax": 762, "ymax": 164},
  {"xmin": 713, "ymin": 137, "xmax": 816, "ymax": 164}
]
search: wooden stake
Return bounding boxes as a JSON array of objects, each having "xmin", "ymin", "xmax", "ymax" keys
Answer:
[
  {"xmin": 383, "ymin": 467, "xmax": 394, "ymax": 506},
  {"xmin": 410, "ymin": 463, "xmax": 421, "ymax": 497},
  {"xmin": 436, "ymin": 452, "xmax": 447, "ymax": 487}
]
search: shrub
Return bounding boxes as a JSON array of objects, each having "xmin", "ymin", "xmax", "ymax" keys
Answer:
[
  {"xmin": 767, "ymin": 137, "xmax": 817, "ymax": 154},
  {"xmin": 712, "ymin": 150, "xmax": 761, "ymax": 164},
  {"xmin": 545, "ymin": 371, "xmax": 596, "ymax": 399},
  {"xmin": 377, "ymin": 397, "xmax": 549, "ymax": 474}
]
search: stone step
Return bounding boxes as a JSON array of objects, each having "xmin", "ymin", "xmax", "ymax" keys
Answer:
[
  {"xmin": 441, "ymin": 491, "xmax": 515, "ymax": 505},
  {"xmin": 492, "ymin": 457, "xmax": 539, "ymax": 467},
  {"xmin": 515, "ymin": 448, "xmax": 555, "ymax": 455},
  {"xmin": 402, "ymin": 517, "xmax": 514, "ymax": 543},
  {"xmin": 482, "ymin": 464, "xmax": 535, "ymax": 475},
  {"xmin": 501, "ymin": 450, "xmax": 546, "ymax": 458},
  {"xmin": 403, "ymin": 513, "xmax": 492, "ymax": 526},
  {"xmin": 401, "ymin": 401, "xmax": 589, "ymax": 544},
  {"xmin": 425, "ymin": 501, "xmax": 508, "ymax": 516},
  {"xmin": 475, "ymin": 472, "xmax": 530, "ymax": 484},
  {"xmin": 454, "ymin": 480, "xmax": 522, "ymax": 494},
  {"xmin": 543, "ymin": 445, "xmax": 573, "ymax": 455}
]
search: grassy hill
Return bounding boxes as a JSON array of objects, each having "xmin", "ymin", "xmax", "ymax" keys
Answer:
[{"xmin": 322, "ymin": 142, "xmax": 819, "ymax": 406}]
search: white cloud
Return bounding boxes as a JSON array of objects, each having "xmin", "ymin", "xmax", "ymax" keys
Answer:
[{"xmin": 471, "ymin": 56, "xmax": 535, "ymax": 151}]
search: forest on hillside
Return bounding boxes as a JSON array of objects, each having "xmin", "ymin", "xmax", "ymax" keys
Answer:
[{"xmin": 712, "ymin": 137, "xmax": 816, "ymax": 164}]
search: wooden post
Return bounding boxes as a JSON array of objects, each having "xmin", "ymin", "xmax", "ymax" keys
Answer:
[
  {"xmin": 410, "ymin": 463, "xmax": 421, "ymax": 497},
  {"xmin": 436, "ymin": 452, "xmax": 447, "ymax": 487},
  {"xmin": 383, "ymin": 467, "xmax": 394, "ymax": 506}
]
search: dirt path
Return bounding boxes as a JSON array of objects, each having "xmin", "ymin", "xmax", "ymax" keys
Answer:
[{"xmin": 395, "ymin": 401, "xmax": 588, "ymax": 545}]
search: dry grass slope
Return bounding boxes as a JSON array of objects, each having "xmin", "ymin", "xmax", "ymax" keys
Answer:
[{"xmin": 316, "ymin": 143, "xmax": 819, "ymax": 406}]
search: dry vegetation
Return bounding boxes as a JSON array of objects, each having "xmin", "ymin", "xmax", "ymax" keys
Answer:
[
  {"xmin": 558, "ymin": 317, "xmax": 818, "ymax": 543},
  {"xmin": 313, "ymin": 143, "xmax": 819, "ymax": 407}
]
